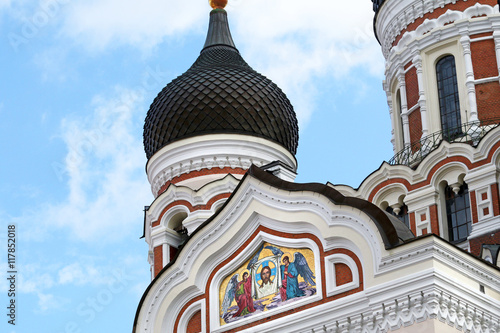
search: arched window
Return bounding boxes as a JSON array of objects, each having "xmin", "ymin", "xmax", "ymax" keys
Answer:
[
  {"xmin": 445, "ymin": 183, "xmax": 472, "ymax": 243},
  {"xmin": 436, "ymin": 56, "xmax": 461, "ymax": 139}
]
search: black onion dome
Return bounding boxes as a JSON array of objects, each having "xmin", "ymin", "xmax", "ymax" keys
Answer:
[{"xmin": 143, "ymin": 9, "xmax": 299, "ymax": 160}]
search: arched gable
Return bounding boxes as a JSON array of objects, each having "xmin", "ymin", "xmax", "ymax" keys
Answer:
[{"xmin": 133, "ymin": 166, "xmax": 413, "ymax": 333}]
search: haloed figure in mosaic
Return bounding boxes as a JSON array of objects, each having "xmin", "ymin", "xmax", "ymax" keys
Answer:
[
  {"xmin": 280, "ymin": 253, "xmax": 316, "ymax": 302},
  {"xmin": 233, "ymin": 272, "xmax": 255, "ymax": 317},
  {"xmin": 260, "ymin": 266, "xmax": 272, "ymax": 286},
  {"xmin": 258, "ymin": 265, "xmax": 275, "ymax": 296}
]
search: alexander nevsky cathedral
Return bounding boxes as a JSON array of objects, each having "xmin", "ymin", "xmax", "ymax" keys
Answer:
[{"xmin": 133, "ymin": 0, "xmax": 500, "ymax": 332}]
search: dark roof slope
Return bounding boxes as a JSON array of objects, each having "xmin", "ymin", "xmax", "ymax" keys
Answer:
[{"xmin": 247, "ymin": 165, "xmax": 414, "ymax": 247}]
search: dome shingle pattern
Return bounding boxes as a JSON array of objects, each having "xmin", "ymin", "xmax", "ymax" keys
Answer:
[{"xmin": 143, "ymin": 10, "xmax": 299, "ymax": 160}]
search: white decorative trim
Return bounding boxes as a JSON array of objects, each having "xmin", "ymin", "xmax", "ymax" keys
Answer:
[
  {"xmin": 146, "ymin": 134, "xmax": 297, "ymax": 196},
  {"xmin": 493, "ymin": 20, "xmax": 500, "ymax": 78},
  {"xmin": 324, "ymin": 253, "xmax": 360, "ymax": 297},
  {"xmin": 182, "ymin": 198, "xmax": 229, "ymax": 235},
  {"xmin": 228, "ymin": 269, "xmax": 500, "ymax": 333},
  {"xmin": 475, "ymin": 186, "xmax": 493, "ymax": 221},
  {"xmin": 377, "ymin": 0, "xmax": 500, "ymax": 59},
  {"xmin": 460, "ymin": 34, "xmax": 479, "ymax": 122},
  {"xmin": 397, "ymin": 69, "xmax": 412, "ymax": 146},
  {"xmin": 177, "ymin": 299, "xmax": 206, "ymax": 333},
  {"xmin": 384, "ymin": 7, "xmax": 500, "ymax": 95},
  {"xmin": 474, "ymin": 75, "xmax": 500, "ymax": 84},
  {"xmin": 377, "ymin": 238, "xmax": 500, "ymax": 290},
  {"xmin": 413, "ymin": 51, "xmax": 429, "ymax": 137},
  {"xmin": 136, "ymin": 175, "xmax": 390, "ymax": 332},
  {"xmin": 469, "ymin": 215, "xmax": 500, "ymax": 239},
  {"xmin": 415, "ymin": 207, "xmax": 431, "ymax": 236},
  {"xmin": 471, "ymin": 35, "xmax": 494, "ymax": 42},
  {"xmin": 146, "ymin": 174, "xmax": 239, "ymax": 224},
  {"xmin": 406, "ymin": 103, "xmax": 419, "ymax": 114}
]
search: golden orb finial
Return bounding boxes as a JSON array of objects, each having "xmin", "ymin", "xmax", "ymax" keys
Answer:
[{"xmin": 209, "ymin": 0, "xmax": 227, "ymax": 9}]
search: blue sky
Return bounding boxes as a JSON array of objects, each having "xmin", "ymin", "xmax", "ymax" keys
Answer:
[{"xmin": 0, "ymin": 0, "xmax": 390, "ymax": 332}]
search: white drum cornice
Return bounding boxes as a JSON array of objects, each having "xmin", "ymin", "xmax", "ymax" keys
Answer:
[
  {"xmin": 377, "ymin": 0, "xmax": 500, "ymax": 59},
  {"xmin": 146, "ymin": 134, "xmax": 297, "ymax": 196},
  {"xmin": 394, "ymin": 6, "xmax": 499, "ymax": 57}
]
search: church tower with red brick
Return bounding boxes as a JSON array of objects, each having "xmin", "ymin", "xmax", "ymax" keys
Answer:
[{"xmin": 334, "ymin": 0, "xmax": 500, "ymax": 265}]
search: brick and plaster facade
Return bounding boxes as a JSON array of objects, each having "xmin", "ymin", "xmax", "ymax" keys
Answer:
[
  {"xmin": 334, "ymin": 0, "xmax": 500, "ymax": 261},
  {"xmin": 134, "ymin": 1, "xmax": 500, "ymax": 332}
]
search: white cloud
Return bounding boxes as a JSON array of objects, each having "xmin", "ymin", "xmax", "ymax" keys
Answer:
[
  {"xmin": 54, "ymin": 0, "xmax": 384, "ymax": 126},
  {"xmin": 58, "ymin": 263, "xmax": 106, "ymax": 286},
  {"xmin": 42, "ymin": 87, "xmax": 152, "ymax": 241},
  {"xmin": 0, "ymin": 0, "xmax": 10, "ymax": 9},
  {"xmin": 33, "ymin": 47, "xmax": 75, "ymax": 82},
  {"xmin": 62, "ymin": 0, "xmax": 206, "ymax": 50},
  {"xmin": 16, "ymin": 255, "xmax": 146, "ymax": 313},
  {"xmin": 19, "ymin": 269, "xmax": 55, "ymax": 293},
  {"xmin": 229, "ymin": 0, "xmax": 384, "ymax": 125},
  {"xmin": 36, "ymin": 292, "xmax": 70, "ymax": 313}
]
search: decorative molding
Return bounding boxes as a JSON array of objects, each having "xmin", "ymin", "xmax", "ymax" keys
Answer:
[
  {"xmin": 332, "ymin": 126, "xmax": 500, "ymax": 203},
  {"xmin": 136, "ymin": 177, "xmax": 389, "ymax": 332},
  {"xmin": 378, "ymin": 1, "xmax": 500, "ymax": 59},
  {"xmin": 146, "ymin": 134, "xmax": 297, "ymax": 196},
  {"xmin": 412, "ymin": 52, "xmax": 429, "ymax": 138},
  {"xmin": 207, "ymin": 271, "xmax": 500, "ymax": 333},
  {"xmin": 384, "ymin": 6, "xmax": 500, "ymax": 91},
  {"xmin": 493, "ymin": 21, "xmax": 500, "ymax": 79},
  {"xmin": 377, "ymin": 238, "xmax": 500, "ymax": 291},
  {"xmin": 324, "ymin": 253, "xmax": 360, "ymax": 297},
  {"xmin": 147, "ymin": 174, "xmax": 240, "ymax": 224},
  {"xmin": 177, "ymin": 299, "xmax": 206, "ymax": 333},
  {"xmin": 397, "ymin": 69, "xmax": 411, "ymax": 146},
  {"xmin": 469, "ymin": 215, "xmax": 500, "ymax": 238}
]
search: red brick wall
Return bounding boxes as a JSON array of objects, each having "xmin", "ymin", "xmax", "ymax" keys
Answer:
[
  {"xmin": 392, "ymin": 0, "xmax": 498, "ymax": 47},
  {"xmin": 409, "ymin": 212, "xmax": 417, "ymax": 235},
  {"xmin": 405, "ymin": 67, "xmax": 419, "ymax": 108},
  {"xmin": 469, "ymin": 229, "xmax": 500, "ymax": 256},
  {"xmin": 335, "ymin": 263, "xmax": 353, "ymax": 286},
  {"xmin": 187, "ymin": 310, "xmax": 202, "ymax": 333},
  {"xmin": 429, "ymin": 204, "xmax": 440, "ymax": 237},
  {"xmin": 471, "ymin": 37, "xmax": 497, "ymax": 80},
  {"xmin": 408, "ymin": 107, "xmax": 422, "ymax": 146},
  {"xmin": 154, "ymin": 245, "xmax": 163, "ymax": 277},
  {"xmin": 170, "ymin": 246, "xmax": 178, "ymax": 262},
  {"xmin": 476, "ymin": 82, "xmax": 500, "ymax": 121},
  {"xmin": 470, "ymin": 190, "xmax": 479, "ymax": 224},
  {"xmin": 492, "ymin": 183, "xmax": 500, "ymax": 216}
]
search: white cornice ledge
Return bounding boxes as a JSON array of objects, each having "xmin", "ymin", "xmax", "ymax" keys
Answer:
[
  {"xmin": 378, "ymin": 237, "xmax": 499, "ymax": 291},
  {"xmin": 378, "ymin": 1, "xmax": 500, "ymax": 59}
]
